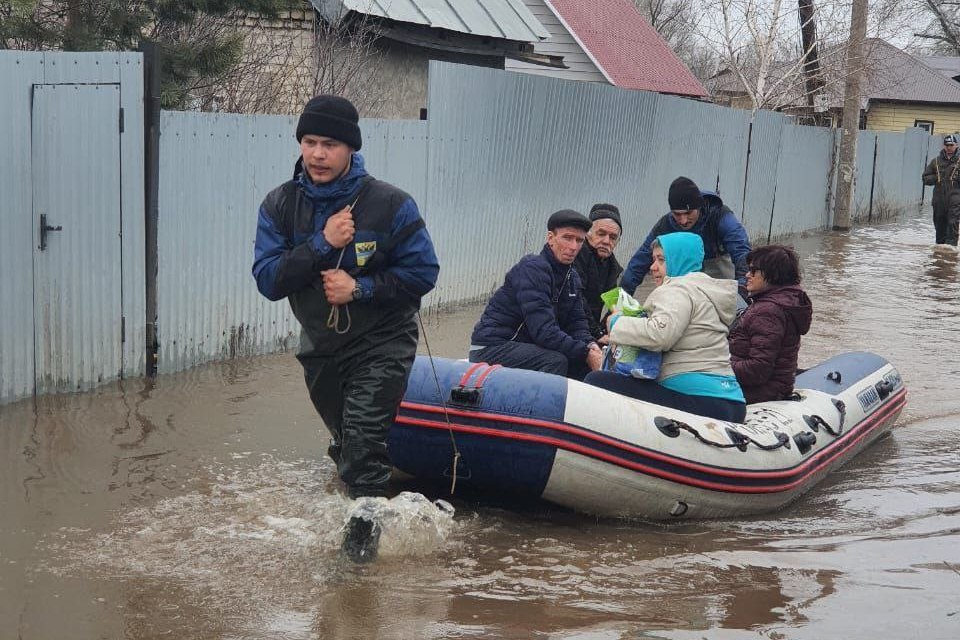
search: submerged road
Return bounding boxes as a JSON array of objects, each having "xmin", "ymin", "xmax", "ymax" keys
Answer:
[{"xmin": 2, "ymin": 210, "xmax": 959, "ymax": 639}]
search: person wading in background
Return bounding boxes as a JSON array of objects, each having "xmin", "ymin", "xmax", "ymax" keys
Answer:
[
  {"xmin": 922, "ymin": 133, "xmax": 960, "ymax": 247},
  {"xmin": 252, "ymin": 95, "xmax": 439, "ymax": 563}
]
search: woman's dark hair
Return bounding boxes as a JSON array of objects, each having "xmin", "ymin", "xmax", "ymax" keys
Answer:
[{"xmin": 746, "ymin": 244, "xmax": 801, "ymax": 286}]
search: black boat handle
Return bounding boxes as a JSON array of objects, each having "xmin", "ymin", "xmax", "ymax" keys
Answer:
[{"xmin": 39, "ymin": 214, "xmax": 62, "ymax": 251}]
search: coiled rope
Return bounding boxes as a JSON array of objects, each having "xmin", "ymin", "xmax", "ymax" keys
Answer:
[{"xmin": 325, "ymin": 194, "xmax": 362, "ymax": 335}]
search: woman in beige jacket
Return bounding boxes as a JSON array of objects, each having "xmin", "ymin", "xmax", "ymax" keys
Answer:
[{"xmin": 584, "ymin": 232, "xmax": 746, "ymax": 422}]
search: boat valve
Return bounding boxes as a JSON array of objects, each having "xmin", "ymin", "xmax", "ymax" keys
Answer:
[{"xmin": 793, "ymin": 431, "xmax": 817, "ymax": 454}]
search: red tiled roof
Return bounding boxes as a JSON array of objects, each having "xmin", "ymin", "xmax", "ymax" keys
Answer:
[{"xmin": 548, "ymin": 0, "xmax": 708, "ymax": 98}]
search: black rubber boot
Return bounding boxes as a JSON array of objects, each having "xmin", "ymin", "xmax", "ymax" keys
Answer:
[{"xmin": 341, "ymin": 516, "xmax": 381, "ymax": 564}]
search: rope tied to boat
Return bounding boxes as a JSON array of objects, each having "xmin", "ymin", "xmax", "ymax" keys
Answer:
[
  {"xmin": 416, "ymin": 312, "xmax": 462, "ymax": 495},
  {"xmin": 655, "ymin": 416, "xmax": 790, "ymax": 452},
  {"xmin": 803, "ymin": 399, "xmax": 846, "ymax": 437}
]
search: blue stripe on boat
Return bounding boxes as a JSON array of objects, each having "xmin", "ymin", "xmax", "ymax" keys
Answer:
[
  {"xmin": 796, "ymin": 352, "xmax": 888, "ymax": 393},
  {"xmin": 389, "ymin": 357, "xmax": 568, "ymax": 496}
]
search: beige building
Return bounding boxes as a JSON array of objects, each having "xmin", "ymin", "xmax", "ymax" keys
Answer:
[{"xmin": 709, "ymin": 39, "xmax": 960, "ymax": 135}]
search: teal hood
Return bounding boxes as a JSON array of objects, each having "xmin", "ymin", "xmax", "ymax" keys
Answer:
[{"xmin": 659, "ymin": 232, "xmax": 704, "ymax": 277}]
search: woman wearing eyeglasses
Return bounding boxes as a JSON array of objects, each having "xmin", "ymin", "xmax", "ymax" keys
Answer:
[{"xmin": 728, "ymin": 245, "xmax": 812, "ymax": 404}]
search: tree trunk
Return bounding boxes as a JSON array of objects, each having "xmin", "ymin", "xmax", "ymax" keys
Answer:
[
  {"xmin": 63, "ymin": 0, "xmax": 85, "ymax": 51},
  {"xmin": 832, "ymin": 0, "xmax": 868, "ymax": 231},
  {"xmin": 798, "ymin": 0, "xmax": 825, "ymax": 123}
]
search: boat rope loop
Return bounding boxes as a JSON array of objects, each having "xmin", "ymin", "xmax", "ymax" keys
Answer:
[
  {"xmin": 804, "ymin": 400, "xmax": 846, "ymax": 437},
  {"xmin": 655, "ymin": 416, "xmax": 790, "ymax": 452},
  {"xmin": 416, "ymin": 312, "xmax": 462, "ymax": 496}
]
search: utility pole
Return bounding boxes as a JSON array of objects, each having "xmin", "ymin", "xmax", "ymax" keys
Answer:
[
  {"xmin": 798, "ymin": 0, "xmax": 825, "ymax": 122},
  {"xmin": 832, "ymin": 0, "xmax": 869, "ymax": 230}
]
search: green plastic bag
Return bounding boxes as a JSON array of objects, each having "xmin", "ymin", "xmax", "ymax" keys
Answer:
[
  {"xmin": 600, "ymin": 287, "xmax": 644, "ymax": 317},
  {"xmin": 599, "ymin": 288, "xmax": 662, "ymax": 379}
]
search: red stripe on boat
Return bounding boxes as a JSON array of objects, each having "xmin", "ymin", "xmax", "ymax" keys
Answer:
[
  {"xmin": 473, "ymin": 364, "xmax": 502, "ymax": 388},
  {"xmin": 457, "ymin": 362, "xmax": 486, "ymax": 388}
]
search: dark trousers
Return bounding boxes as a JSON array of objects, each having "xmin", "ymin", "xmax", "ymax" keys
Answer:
[
  {"xmin": 933, "ymin": 194, "xmax": 960, "ymax": 245},
  {"xmin": 583, "ymin": 371, "xmax": 747, "ymax": 423},
  {"xmin": 470, "ymin": 341, "xmax": 590, "ymax": 380},
  {"xmin": 297, "ymin": 323, "xmax": 418, "ymax": 498}
]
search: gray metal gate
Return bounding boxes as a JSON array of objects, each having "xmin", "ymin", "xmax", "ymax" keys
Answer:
[
  {"xmin": 1, "ymin": 51, "xmax": 145, "ymax": 405},
  {"xmin": 30, "ymin": 84, "xmax": 124, "ymax": 394}
]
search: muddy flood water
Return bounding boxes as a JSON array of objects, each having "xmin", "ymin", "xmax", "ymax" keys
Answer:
[{"xmin": 3, "ymin": 210, "xmax": 960, "ymax": 639}]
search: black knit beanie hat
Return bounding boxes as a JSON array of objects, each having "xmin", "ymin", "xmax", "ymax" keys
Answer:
[
  {"xmin": 589, "ymin": 203, "xmax": 622, "ymax": 231},
  {"xmin": 668, "ymin": 176, "xmax": 704, "ymax": 211},
  {"xmin": 296, "ymin": 95, "xmax": 362, "ymax": 150}
]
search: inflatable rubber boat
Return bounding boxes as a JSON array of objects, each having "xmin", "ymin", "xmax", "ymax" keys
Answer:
[{"xmin": 389, "ymin": 352, "xmax": 906, "ymax": 520}]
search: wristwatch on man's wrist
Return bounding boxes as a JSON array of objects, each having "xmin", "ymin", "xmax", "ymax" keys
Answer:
[{"xmin": 351, "ymin": 282, "xmax": 363, "ymax": 301}]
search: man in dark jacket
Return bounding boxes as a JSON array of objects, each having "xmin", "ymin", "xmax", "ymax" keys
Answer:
[
  {"xmin": 252, "ymin": 95, "xmax": 439, "ymax": 562},
  {"xmin": 469, "ymin": 209, "xmax": 603, "ymax": 379},
  {"xmin": 573, "ymin": 203, "xmax": 624, "ymax": 342},
  {"xmin": 728, "ymin": 245, "xmax": 812, "ymax": 404},
  {"xmin": 922, "ymin": 134, "xmax": 960, "ymax": 246},
  {"xmin": 621, "ymin": 176, "xmax": 751, "ymax": 294}
]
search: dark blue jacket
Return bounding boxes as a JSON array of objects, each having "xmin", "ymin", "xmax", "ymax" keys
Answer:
[
  {"xmin": 471, "ymin": 246, "xmax": 594, "ymax": 362},
  {"xmin": 252, "ymin": 153, "xmax": 439, "ymax": 353},
  {"xmin": 621, "ymin": 191, "xmax": 750, "ymax": 292}
]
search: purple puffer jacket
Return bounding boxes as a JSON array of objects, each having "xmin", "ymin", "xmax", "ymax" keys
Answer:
[{"xmin": 728, "ymin": 285, "xmax": 812, "ymax": 404}]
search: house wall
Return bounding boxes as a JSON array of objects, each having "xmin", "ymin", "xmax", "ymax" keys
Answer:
[
  {"xmin": 360, "ymin": 39, "xmax": 503, "ymax": 119},
  {"xmin": 867, "ymin": 102, "xmax": 960, "ymax": 135},
  {"xmin": 231, "ymin": 10, "xmax": 503, "ymax": 119},
  {"xmin": 504, "ymin": 0, "xmax": 608, "ymax": 84}
]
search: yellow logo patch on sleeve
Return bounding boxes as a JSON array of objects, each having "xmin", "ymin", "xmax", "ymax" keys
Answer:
[{"xmin": 355, "ymin": 241, "xmax": 377, "ymax": 267}]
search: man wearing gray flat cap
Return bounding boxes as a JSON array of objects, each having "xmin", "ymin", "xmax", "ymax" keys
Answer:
[{"xmin": 468, "ymin": 209, "xmax": 603, "ymax": 378}]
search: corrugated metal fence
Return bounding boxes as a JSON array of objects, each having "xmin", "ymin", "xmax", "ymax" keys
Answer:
[
  {"xmin": 154, "ymin": 62, "xmax": 935, "ymax": 375},
  {"xmin": 0, "ymin": 54, "xmax": 939, "ymax": 401}
]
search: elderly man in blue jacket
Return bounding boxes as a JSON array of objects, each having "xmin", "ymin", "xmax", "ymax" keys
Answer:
[
  {"xmin": 469, "ymin": 209, "xmax": 604, "ymax": 379},
  {"xmin": 621, "ymin": 176, "xmax": 751, "ymax": 295},
  {"xmin": 252, "ymin": 95, "xmax": 439, "ymax": 562}
]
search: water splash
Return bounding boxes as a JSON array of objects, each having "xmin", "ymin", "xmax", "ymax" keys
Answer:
[
  {"xmin": 345, "ymin": 492, "xmax": 456, "ymax": 558},
  {"xmin": 40, "ymin": 456, "xmax": 458, "ymax": 611}
]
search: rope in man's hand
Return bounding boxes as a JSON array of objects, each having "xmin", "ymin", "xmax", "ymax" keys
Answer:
[{"xmin": 326, "ymin": 194, "xmax": 362, "ymax": 335}]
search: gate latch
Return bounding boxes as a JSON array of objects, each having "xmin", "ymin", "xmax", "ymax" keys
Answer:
[{"xmin": 39, "ymin": 214, "xmax": 63, "ymax": 251}]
